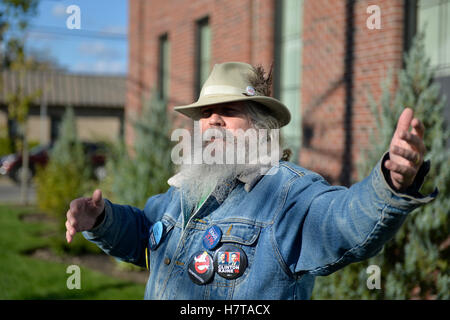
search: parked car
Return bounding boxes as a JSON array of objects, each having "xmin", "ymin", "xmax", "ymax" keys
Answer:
[{"xmin": 0, "ymin": 142, "xmax": 107, "ymax": 184}]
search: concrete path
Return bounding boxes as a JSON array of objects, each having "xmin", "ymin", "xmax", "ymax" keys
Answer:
[{"xmin": 0, "ymin": 176, "xmax": 36, "ymax": 205}]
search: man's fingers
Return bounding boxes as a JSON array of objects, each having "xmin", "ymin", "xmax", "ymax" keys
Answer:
[
  {"xmin": 390, "ymin": 146, "xmax": 421, "ymax": 166},
  {"xmin": 411, "ymin": 118, "xmax": 425, "ymax": 139},
  {"xmin": 398, "ymin": 131, "xmax": 426, "ymax": 154},
  {"xmin": 66, "ymin": 230, "xmax": 72, "ymax": 243},
  {"xmin": 66, "ymin": 219, "xmax": 77, "ymax": 233},
  {"xmin": 65, "ymin": 219, "xmax": 71, "ymax": 231},
  {"xmin": 395, "ymin": 108, "xmax": 414, "ymax": 135},
  {"xmin": 66, "ymin": 209, "xmax": 79, "ymax": 228},
  {"xmin": 65, "ymin": 220, "xmax": 76, "ymax": 243},
  {"xmin": 66, "ymin": 229, "xmax": 76, "ymax": 243},
  {"xmin": 385, "ymin": 160, "xmax": 417, "ymax": 178},
  {"xmin": 66, "ymin": 210, "xmax": 75, "ymax": 228}
]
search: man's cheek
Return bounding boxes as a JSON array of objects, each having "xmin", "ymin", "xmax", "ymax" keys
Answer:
[{"xmin": 199, "ymin": 121, "xmax": 207, "ymax": 133}]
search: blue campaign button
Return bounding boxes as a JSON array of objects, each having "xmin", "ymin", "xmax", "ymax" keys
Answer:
[
  {"xmin": 202, "ymin": 225, "xmax": 222, "ymax": 250},
  {"xmin": 149, "ymin": 221, "xmax": 164, "ymax": 250}
]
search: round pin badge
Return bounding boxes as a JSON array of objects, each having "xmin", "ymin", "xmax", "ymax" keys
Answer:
[
  {"xmin": 149, "ymin": 221, "xmax": 164, "ymax": 250},
  {"xmin": 202, "ymin": 225, "xmax": 222, "ymax": 250},
  {"xmin": 245, "ymin": 86, "xmax": 256, "ymax": 96},
  {"xmin": 188, "ymin": 251, "xmax": 215, "ymax": 285},
  {"xmin": 213, "ymin": 244, "xmax": 248, "ymax": 280}
]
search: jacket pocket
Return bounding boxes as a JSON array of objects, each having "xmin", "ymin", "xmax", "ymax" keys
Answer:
[
  {"xmin": 218, "ymin": 222, "xmax": 260, "ymax": 246},
  {"xmin": 210, "ymin": 222, "xmax": 261, "ymax": 287}
]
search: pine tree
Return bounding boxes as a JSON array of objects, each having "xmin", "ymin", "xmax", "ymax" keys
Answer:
[
  {"xmin": 312, "ymin": 33, "xmax": 449, "ymax": 299},
  {"xmin": 102, "ymin": 92, "xmax": 174, "ymax": 208},
  {"xmin": 48, "ymin": 107, "xmax": 85, "ymax": 168}
]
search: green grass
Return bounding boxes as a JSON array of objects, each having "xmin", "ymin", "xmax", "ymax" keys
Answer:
[{"xmin": 0, "ymin": 204, "xmax": 146, "ymax": 299}]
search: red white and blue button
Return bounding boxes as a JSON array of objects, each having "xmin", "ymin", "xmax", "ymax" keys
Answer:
[
  {"xmin": 245, "ymin": 86, "xmax": 256, "ymax": 96},
  {"xmin": 213, "ymin": 244, "xmax": 248, "ymax": 280},
  {"xmin": 202, "ymin": 225, "xmax": 222, "ymax": 250}
]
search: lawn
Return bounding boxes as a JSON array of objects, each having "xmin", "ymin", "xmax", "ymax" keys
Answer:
[{"xmin": 0, "ymin": 204, "xmax": 146, "ymax": 299}]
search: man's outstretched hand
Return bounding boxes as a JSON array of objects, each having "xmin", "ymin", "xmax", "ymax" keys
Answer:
[
  {"xmin": 65, "ymin": 189, "xmax": 105, "ymax": 243},
  {"xmin": 385, "ymin": 108, "xmax": 426, "ymax": 192}
]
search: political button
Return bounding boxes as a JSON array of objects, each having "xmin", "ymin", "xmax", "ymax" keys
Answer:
[
  {"xmin": 245, "ymin": 85, "xmax": 256, "ymax": 96},
  {"xmin": 188, "ymin": 251, "xmax": 214, "ymax": 285},
  {"xmin": 149, "ymin": 221, "xmax": 164, "ymax": 250},
  {"xmin": 214, "ymin": 244, "xmax": 248, "ymax": 280},
  {"xmin": 202, "ymin": 225, "xmax": 222, "ymax": 250}
]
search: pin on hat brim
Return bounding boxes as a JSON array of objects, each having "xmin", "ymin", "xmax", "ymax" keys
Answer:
[{"xmin": 174, "ymin": 94, "xmax": 291, "ymax": 127}]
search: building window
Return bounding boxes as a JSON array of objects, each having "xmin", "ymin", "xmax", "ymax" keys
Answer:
[
  {"xmin": 274, "ymin": 0, "xmax": 303, "ymax": 163},
  {"xmin": 158, "ymin": 34, "xmax": 170, "ymax": 101},
  {"xmin": 418, "ymin": 0, "xmax": 450, "ymax": 76},
  {"xmin": 418, "ymin": 0, "xmax": 450, "ymax": 147},
  {"xmin": 195, "ymin": 17, "xmax": 211, "ymax": 98}
]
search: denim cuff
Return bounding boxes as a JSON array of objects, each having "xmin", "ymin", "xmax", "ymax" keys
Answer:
[
  {"xmin": 372, "ymin": 152, "xmax": 438, "ymax": 210},
  {"xmin": 82, "ymin": 199, "xmax": 114, "ymax": 240}
]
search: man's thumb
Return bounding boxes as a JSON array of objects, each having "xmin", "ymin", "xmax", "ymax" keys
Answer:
[
  {"xmin": 396, "ymin": 107, "xmax": 414, "ymax": 134},
  {"xmin": 92, "ymin": 189, "xmax": 103, "ymax": 207}
]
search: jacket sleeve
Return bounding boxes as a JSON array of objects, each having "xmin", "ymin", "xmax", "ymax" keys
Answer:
[
  {"xmin": 82, "ymin": 188, "xmax": 176, "ymax": 268},
  {"xmin": 278, "ymin": 152, "xmax": 438, "ymax": 276}
]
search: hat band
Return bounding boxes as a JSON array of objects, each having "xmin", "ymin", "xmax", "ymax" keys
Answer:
[{"xmin": 202, "ymin": 85, "xmax": 244, "ymax": 97}]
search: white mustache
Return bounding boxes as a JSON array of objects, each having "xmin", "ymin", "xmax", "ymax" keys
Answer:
[
  {"xmin": 171, "ymin": 121, "xmax": 280, "ymax": 169},
  {"xmin": 202, "ymin": 127, "xmax": 234, "ymax": 145}
]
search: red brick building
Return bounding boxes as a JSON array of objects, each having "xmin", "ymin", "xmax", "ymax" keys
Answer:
[{"xmin": 127, "ymin": 0, "xmax": 449, "ymax": 185}]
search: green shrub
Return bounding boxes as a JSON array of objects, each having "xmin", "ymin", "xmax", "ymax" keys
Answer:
[
  {"xmin": 0, "ymin": 136, "xmax": 13, "ymax": 156},
  {"xmin": 34, "ymin": 107, "xmax": 98, "ymax": 254}
]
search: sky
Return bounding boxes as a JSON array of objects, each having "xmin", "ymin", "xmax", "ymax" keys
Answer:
[{"xmin": 24, "ymin": 0, "xmax": 128, "ymax": 75}]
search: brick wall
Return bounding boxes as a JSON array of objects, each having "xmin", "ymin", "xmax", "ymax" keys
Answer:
[
  {"xmin": 300, "ymin": 0, "xmax": 404, "ymax": 184},
  {"xmin": 127, "ymin": 0, "xmax": 406, "ymax": 184}
]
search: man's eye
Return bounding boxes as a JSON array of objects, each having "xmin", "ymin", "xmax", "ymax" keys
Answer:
[
  {"xmin": 201, "ymin": 110, "xmax": 212, "ymax": 118},
  {"xmin": 224, "ymin": 109, "xmax": 241, "ymax": 116}
]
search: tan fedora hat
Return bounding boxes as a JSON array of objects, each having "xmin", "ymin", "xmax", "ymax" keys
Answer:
[{"xmin": 173, "ymin": 62, "xmax": 291, "ymax": 127}]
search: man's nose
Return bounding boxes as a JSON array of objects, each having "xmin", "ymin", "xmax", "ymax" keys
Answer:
[{"xmin": 208, "ymin": 112, "xmax": 225, "ymax": 127}]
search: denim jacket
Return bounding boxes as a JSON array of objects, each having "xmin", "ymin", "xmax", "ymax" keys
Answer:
[{"xmin": 83, "ymin": 153, "xmax": 437, "ymax": 299}]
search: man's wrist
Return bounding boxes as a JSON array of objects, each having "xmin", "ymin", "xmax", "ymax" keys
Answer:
[{"xmin": 93, "ymin": 206, "xmax": 106, "ymax": 229}]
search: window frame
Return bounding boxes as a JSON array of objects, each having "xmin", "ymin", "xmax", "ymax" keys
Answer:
[{"xmin": 195, "ymin": 16, "xmax": 211, "ymax": 99}]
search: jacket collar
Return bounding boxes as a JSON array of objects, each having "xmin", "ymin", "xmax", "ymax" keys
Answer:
[{"xmin": 236, "ymin": 165, "xmax": 271, "ymax": 192}]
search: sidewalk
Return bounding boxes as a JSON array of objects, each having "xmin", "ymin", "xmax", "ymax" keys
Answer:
[{"xmin": 0, "ymin": 176, "xmax": 36, "ymax": 205}]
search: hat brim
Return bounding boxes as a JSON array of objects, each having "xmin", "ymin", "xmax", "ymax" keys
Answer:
[{"xmin": 174, "ymin": 95, "xmax": 291, "ymax": 127}]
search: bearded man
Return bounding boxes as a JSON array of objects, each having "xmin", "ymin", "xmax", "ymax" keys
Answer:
[{"xmin": 65, "ymin": 62, "xmax": 437, "ymax": 299}]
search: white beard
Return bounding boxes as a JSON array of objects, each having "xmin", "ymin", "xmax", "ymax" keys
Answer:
[
  {"xmin": 174, "ymin": 127, "xmax": 272, "ymax": 209},
  {"xmin": 177, "ymin": 162, "xmax": 239, "ymax": 209}
]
